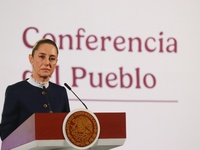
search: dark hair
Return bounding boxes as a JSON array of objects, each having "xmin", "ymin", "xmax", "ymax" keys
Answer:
[{"xmin": 32, "ymin": 39, "xmax": 59, "ymax": 56}]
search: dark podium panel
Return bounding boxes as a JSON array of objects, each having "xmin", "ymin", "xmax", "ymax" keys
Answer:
[{"xmin": 2, "ymin": 113, "xmax": 126, "ymax": 150}]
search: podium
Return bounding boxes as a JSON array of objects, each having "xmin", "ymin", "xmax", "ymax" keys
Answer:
[{"xmin": 1, "ymin": 112, "xmax": 126, "ymax": 150}]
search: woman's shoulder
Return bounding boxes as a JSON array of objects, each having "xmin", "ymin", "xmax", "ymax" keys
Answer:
[
  {"xmin": 49, "ymin": 82, "xmax": 64, "ymax": 88},
  {"xmin": 6, "ymin": 80, "xmax": 30, "ymax": 91},
  {"xmin": 49, "ymin": 82, "xmax": 66, "ymax": 92},
  {"xmin": 9, "ymin": 80, "xmax": 28, "ymax": 87}
]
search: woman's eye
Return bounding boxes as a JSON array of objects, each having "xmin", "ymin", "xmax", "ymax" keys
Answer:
[
  {"xmin": 49, "ymin": 57, "xmax": 56, "ymax": 61},
  {"xmin": 39, "ymin": 56, "xmax": 45, "ymax": 59}
]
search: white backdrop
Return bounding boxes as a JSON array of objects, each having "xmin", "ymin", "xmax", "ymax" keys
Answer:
[{"xmin": 0, "ymin": 0, "xmax": 200, "ymax": 149}]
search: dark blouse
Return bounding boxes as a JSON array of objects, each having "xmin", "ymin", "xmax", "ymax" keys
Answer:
[{"xmin": 0, "ymin": 80, "xmax": 70, "ymax": 140}]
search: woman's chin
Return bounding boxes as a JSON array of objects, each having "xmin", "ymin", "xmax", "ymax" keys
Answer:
[{"xmin": 40, "ymin": 74, "xmax": 51, "ymax": 79}]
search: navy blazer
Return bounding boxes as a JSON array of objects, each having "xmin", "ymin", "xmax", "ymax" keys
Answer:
[{"xmin": 0, "ymin": 80, "xmax": 70, "ymax": 140}]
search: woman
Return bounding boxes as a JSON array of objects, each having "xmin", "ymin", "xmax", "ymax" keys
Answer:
[{"xmin": 0, "ymin": 39, "xmax": 70, "ymax": 140}]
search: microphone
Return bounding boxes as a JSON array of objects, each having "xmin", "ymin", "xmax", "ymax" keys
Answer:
[
  {"xmin": 42, "ymin": 86, "xmax": 53, "ymax": 113},
  {"xmin": 64, "ymin": 83, "xmax": 88, "ymax": 109}
]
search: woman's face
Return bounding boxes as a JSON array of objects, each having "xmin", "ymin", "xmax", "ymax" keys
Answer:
[{"xmin": 29, "ymin": 43, "xmax": 58, "ymax": 82}]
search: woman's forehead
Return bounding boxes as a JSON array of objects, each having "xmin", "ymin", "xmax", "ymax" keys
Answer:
[{"xmin": 35, "ymin": 44, "xmax": 58, "ymax": 55}]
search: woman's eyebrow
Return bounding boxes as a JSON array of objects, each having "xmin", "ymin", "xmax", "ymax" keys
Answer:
[
  {"xmin": 38, "ymin": 52, "xmax": 46, "ymax": 55},
  {"xmin": 38, "ymin": 53, "xmax": 56, "ymax": 57}
]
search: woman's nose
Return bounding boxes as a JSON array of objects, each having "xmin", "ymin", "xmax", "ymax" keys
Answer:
[{"xmin": 43, "ymin": 57, "xmax": 50, "ymax": 64}]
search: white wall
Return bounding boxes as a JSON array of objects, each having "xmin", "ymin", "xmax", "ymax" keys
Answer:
[{"xmin": 0, "ymin": 0, "xmax": 200, "ymax": 149}]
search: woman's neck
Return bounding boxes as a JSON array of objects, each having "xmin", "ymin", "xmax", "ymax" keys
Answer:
[
  {"xmin": 28, "ymin": 75, "xmax": 49, "ymax": 88},
  {"xmin": 32, "ymin": 74, "xmax": 49, "ymax": 83}
]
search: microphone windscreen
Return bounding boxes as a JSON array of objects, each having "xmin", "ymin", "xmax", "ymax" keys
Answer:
[{"xmin": 64, "ymin": 83, "xmax": 71, "ymax": 90}]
